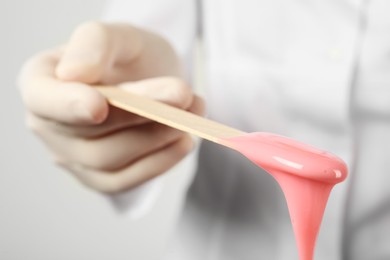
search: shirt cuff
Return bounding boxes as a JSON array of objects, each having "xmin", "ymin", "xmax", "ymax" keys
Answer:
[{"xmin": 106, "ymin": 175, "xmax": 164, "ymax": 220}]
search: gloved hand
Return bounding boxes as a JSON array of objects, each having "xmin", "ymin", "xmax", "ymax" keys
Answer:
[{"xmin": 19, "ymin": 21, "xmax": 204, "ymax": 194}]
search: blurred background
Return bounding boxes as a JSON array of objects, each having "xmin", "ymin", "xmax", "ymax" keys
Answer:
[{"xmin": 1, "ymin": 1, "xmax": 193, "ymax": 259}]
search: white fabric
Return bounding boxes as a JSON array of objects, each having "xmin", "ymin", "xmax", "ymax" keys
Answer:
[
  {"xmin": 103, "ymin": 0, "xmax": 390, "ymax": 259},
  {"xmin": 108, "ymin": 174, "xmax": 164, "ymax": 219}
]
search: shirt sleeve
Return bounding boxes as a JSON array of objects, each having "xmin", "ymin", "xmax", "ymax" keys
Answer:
[{"xmin": 100, "ymin": 0, "xmax": 199, "ymax": 218}]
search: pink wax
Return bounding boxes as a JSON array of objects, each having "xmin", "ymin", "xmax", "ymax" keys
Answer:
[{"xmin": 221, "ymin": 132, "xmax": 347, "ymax": 260}]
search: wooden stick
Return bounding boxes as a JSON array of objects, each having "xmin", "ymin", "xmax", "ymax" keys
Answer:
[{"xmin": 95, "ymin": 86, "xmax": 244, "ymax": 145}]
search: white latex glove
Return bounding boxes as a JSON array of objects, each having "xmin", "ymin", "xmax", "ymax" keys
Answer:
[{"xmin": 19, "ymin": 21, "xmax": 204, "ymax": 194}]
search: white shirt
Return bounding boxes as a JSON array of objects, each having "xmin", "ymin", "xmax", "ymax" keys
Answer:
[{"xmin": 104, "ymin": 0, "xmax": 390, "ymax": 259}]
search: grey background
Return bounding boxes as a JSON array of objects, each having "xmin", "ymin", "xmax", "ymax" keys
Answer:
[{"xmin": 0, "ymin": 1, "xmax": 187, "ymax": 259}]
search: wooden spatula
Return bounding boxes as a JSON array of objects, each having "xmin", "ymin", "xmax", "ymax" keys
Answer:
[{"xmin": 95, "ymin": 86, "xmax": 244, "ymax": 146}]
